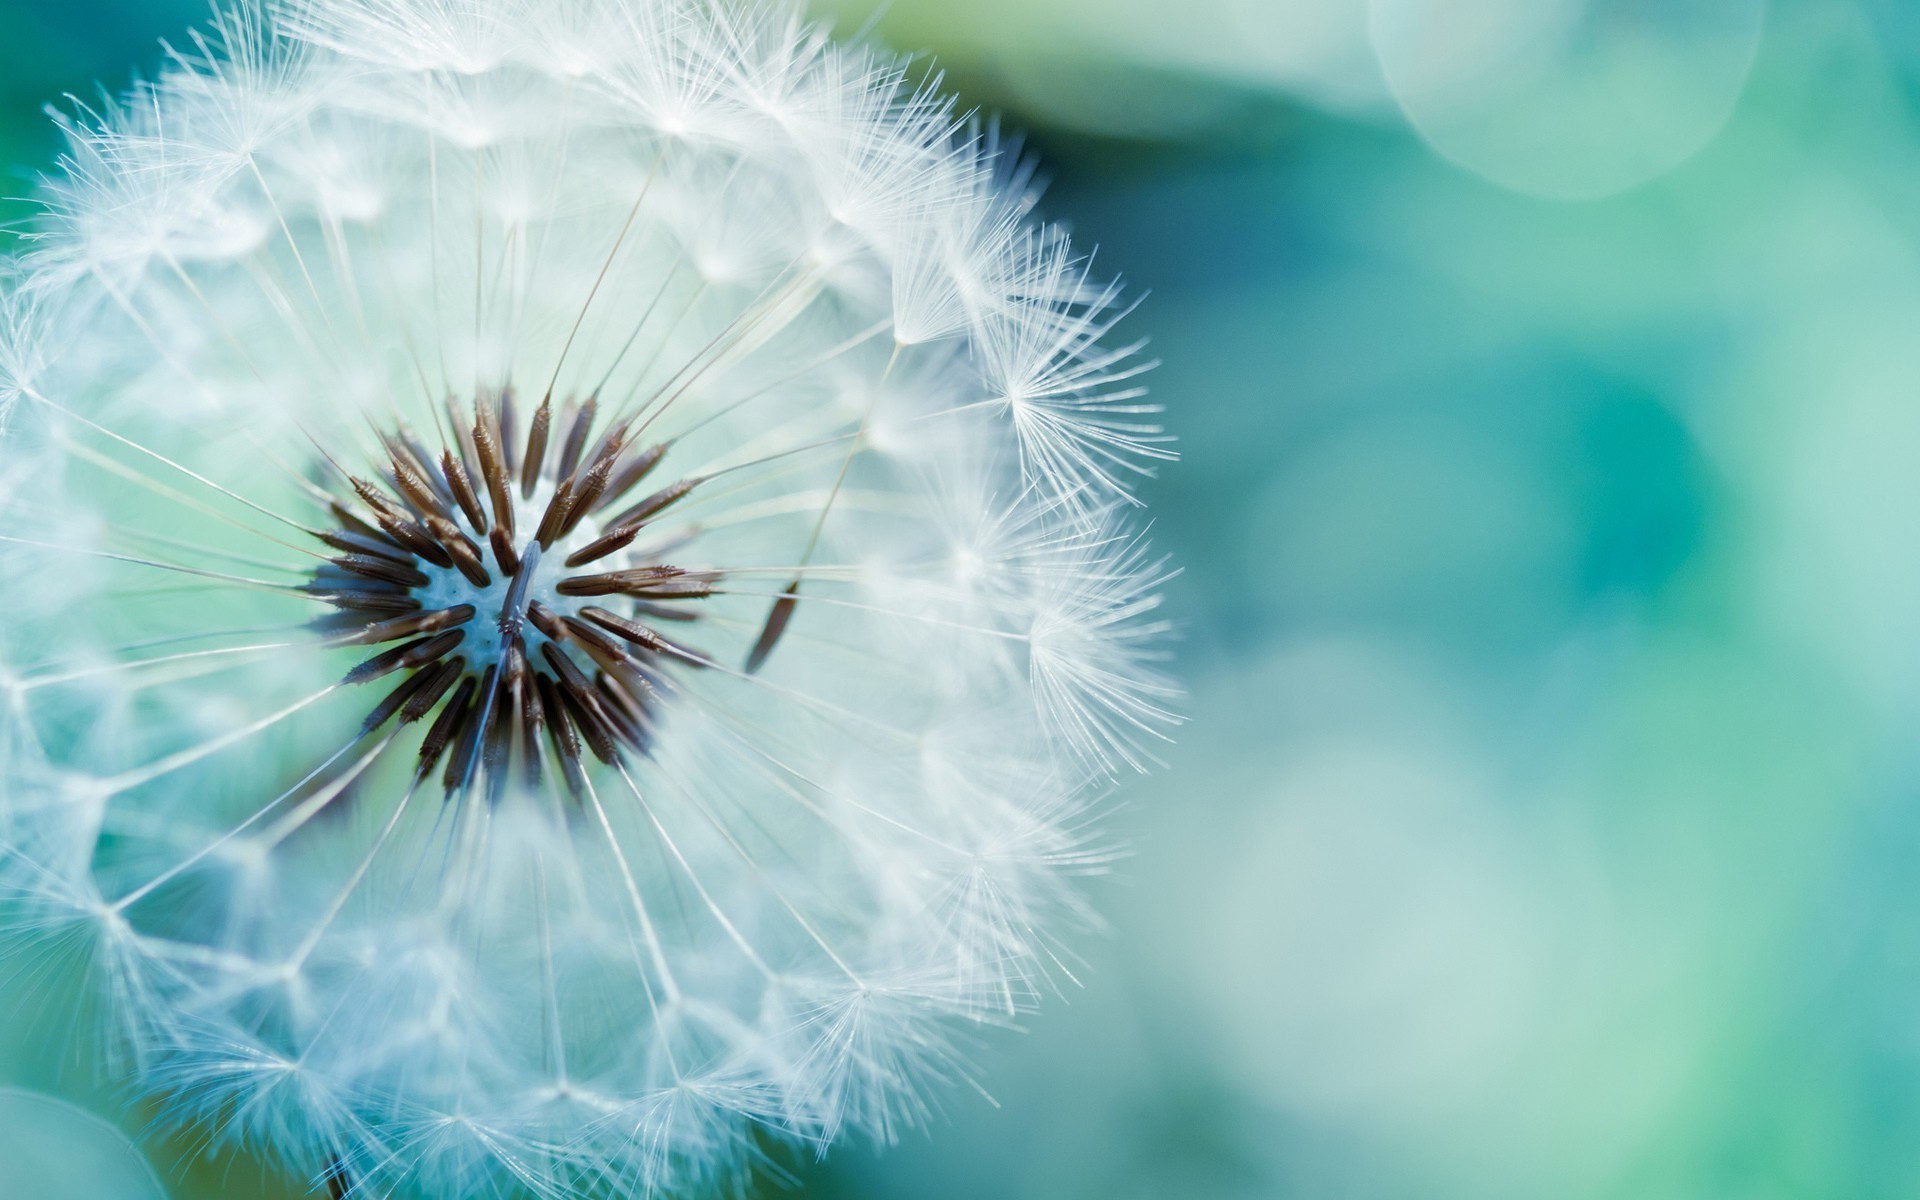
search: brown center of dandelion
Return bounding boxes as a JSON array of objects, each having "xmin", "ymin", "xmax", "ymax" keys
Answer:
[{"xmin": 304, "ymin": 390, "xmax": 714, "ymax": 802}]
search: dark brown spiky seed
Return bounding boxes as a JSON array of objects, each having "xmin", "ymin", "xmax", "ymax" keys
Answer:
[
  {"xmin": 598, "ymin": 669, "xmax": 655, "ymax": 730},
  {"xmin": 309, "ymin": 397, "xmax": 721, "ymax": 805},
  {"xmin": 498, "ymin": 388, "xmax": 520, "ymax": 476},
  {"xmin": 599, "ymin": 442, "xmax": 668, "ymax": 512},
  {"xmin": 388, "ymin": 449, "xmax": 449, "ymax": 520},
  {"xmin": 745, "ymin": 582, "xmax": 801, "ymax": 674},
  {"xmin": 333, "ymin": 604, "xmax": 477, "ymax": 647},
  {"xmin": 555, "ymin": 431, "xmax": 626, "ymax": 542},
  {"xmin": 399, "ymin": 656, "xmax": 466, "ymax": 724},
  {"xmin": 352, "ymin": 485, "xmax": 457, "ymax": 569},
  {"xmin": 442, "ymin": 449, "xmax": 489, "ymax": 535},
  {"xmin": 398, "ymin": 430, "xmax": 451, "ymax": 496},
  {"xmin": 311, "ymin": 589, "xmax": 423, "ymax": 616},
  {"xmin": 520, "ymin": 398, "xmax": 551, "ymax": 500},
  {"xmin": 563, "ymin": 521, "xmax": 643, "ymax": 569},
  {"xmin": 631, "ymin": 600, "xmax": 700, "ymax": 623},
  {"xmin": 316, "ymin": 528, "xmax": 414, "ymax": 564},
  {"xmin": 344, "ymin": 629, "xmax": 467, "ymax": 685},
  {"xmin": 607, "ymin": 478, "xmax": 698, "ymax": 529},
  {"xmin": 425, "ymin": 514, "xmax": 493, "ymax": 588},
  {"xmin": 544, "ymin": 647, "xmax": 620, "ymax": 765},
  {"xmin": 535, "ymin": 671, "xmax": 588, "ymax": 793},
  {"xmin": 361, "ymin": 654, "xmax": 464, "ymax": 735},
  {"xmin": 534, "ymin": 476, "xmax": 577, "ymax": 549},
  {"xmin": 332, "ymin": 554, "xmax": 432, "ymax": 589},
  {"xmin": 472, "ymin": 400, "xmax": 515, "ymax": 541},
  {"xmin": 329, "ymin": 501, "xmax": 398, "ymax": 549},
  {"xmin": 579, "ymin": 606, "xmax": 667, "ymax": 654},
  {"xmin": 559, "ymin": 614, "xmax": 637, "ymax": 666},
  {"xmin": 556, "ymin": 396, "xmax": 597, "ymax": 483},
  {"xmin": 524, "ymin": 599, "xmax": 566, "ymax": 643},
  {"xmin": 444, "ymin": 664, "xmax": 497, "ymax": 791},
  {"xmin": 490, "ymin": 526, "xmax": 520, "ymax": 576},
  {"xmin": 446, "ymin": 394, "xmax": 482, "ymax": 481},
  {"xmin": 417, "ymin": 675, "xmax": 477, "ymax": 779},
  {"xmin": 555, "ymin": 566, "xmax": 705, "ymax": 598},
  {"xmin": 510, "ymin": 643, "xmax": 546, "ymax": 789}
]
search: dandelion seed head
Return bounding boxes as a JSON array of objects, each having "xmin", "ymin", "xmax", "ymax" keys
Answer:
[{"xmin": 0, "ymin": 0, "xmax": 1175, "ymax": 1193}]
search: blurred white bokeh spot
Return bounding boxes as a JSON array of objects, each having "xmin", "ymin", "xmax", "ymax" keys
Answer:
[
  {"xmin": 1194, "ymin": 740, "xmax": 1549, "ymax": 1118},
  {"xmin": 0, "ymin": 1089, "xmax": 166, "ymax": 1200},
  {"xmin": 1371, "ymin": 0, "xmax": 1766, "ymax": 199},
  {"xmin": 1212, "ymin": 0, "xmax": 1387, "ymax": 113}
]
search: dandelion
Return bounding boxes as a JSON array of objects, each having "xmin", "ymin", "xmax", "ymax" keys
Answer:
[{"xmin": 0, "ymin": 0, "xmax": 1175, "ymax": 1195}]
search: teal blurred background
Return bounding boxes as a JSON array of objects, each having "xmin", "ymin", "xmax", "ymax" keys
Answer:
[{"xmin": 4, "ymin": 0, "xmax": 1918, "ymax": 1196}]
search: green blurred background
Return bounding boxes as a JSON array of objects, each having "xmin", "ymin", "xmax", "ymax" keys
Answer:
[{"xmin": 5, "ymin": 0, "xmax": 1919, "ymax": 1196}]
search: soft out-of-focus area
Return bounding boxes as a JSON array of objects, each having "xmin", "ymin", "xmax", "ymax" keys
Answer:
[{"xmin": 3, "ymin": 0, "xmax": 1918, "ymax": 1196}]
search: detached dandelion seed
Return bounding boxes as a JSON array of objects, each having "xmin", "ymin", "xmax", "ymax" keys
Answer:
[{"xmin": 0, "ymin": 0, "xmax": 1177, "ymax": 1195}]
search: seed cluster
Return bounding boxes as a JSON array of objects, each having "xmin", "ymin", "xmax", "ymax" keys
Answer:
[{"xmin": 305, "ymin": 391, "xmax": 714, "ymax": 801}]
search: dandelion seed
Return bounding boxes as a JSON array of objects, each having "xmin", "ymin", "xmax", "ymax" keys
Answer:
[{"xmin": 0, "ymin": 0, "xmax": 1176, "ymax": 1194}]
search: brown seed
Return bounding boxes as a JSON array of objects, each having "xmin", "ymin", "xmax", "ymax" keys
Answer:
[
  {"xmin": 328, "ymin": 501, "xmax": 401, "ymax": 550},
  {"xmin": 444, "ymin": 664, "xmax": 498, "ymax": 792},
  {"xmin": 399, "ymin": 656, "xmax": 466, "ymax": 724},
  {"xmin": 525, "ymin": 599, "xmax": 567, "ymax": 643},
  {"xmin": 562, "ymin": 521, "xmax": 643, "ymax": 568},
  {"xmin": 334, "ymin": 604, "xmax": 476, "ymax": 647},
  {"xmin": 744, "ymin": 581, "xmax": 801, "ymax": 674},
  {"xmin": 511, "ymin": 644, "xmax": 546, "ymax": 789},
  {"xmin": 489, "ymin": 526, "xmax": 520, "ymax": 576},
  {"xmin": 593, "ymin": 673, "xmax": 651, "ymax": 749},
  {"xmin": 313, "ymin": 404, "xmax": 723, "ymax": 799},
  {"xmin": 575, "ymin": 701, "xmax": 622, "ymax": 765},
  {"xmin": 425, "ymin": 514, "xmax": 492, "ymax": 588},
  {"xmin": 631, "ymin": 600, "xmax": 701, "ymax": 623},
  {"xmin": 560, "ymin": 615, "xmax": 640, "ymax": 671},
  {"xmin": 535, "ymin": 671, "xmax": 589, "ymax": 799},
  {"xmin": 316, "ymin": 528, "xmax": 413, "ymax": 565},
  {"xmin": 555, "ymin": 395, "xmax": 598, "ymax": 484},
  {"xmin": 416, "ymin": 675, "xmax": 477, "ymax": 779},
  {"xmin": 332, "ymin": 553, "xmax": 431, "ymax": 589},
  {"xmin": 360, "ymin": 653, "xmax": 464, "ymax": 735},
  {"xmin": 598, "ymin": 442, "xmax": 668, "ymax": 512},
  {"xmin": 352, "ymin": 487, "xmax": 456, "ymax": 568},
  {"xmin": 555, "ymin": 427, "xmax": 626, "ymax": 541},
  {"xmin": 606, "ymin": 477, "xmax": 698, "ymax": 529},
  {"xmin": 388, "ymin": 448, "xmax": 449, "ymax": 520},
  {"xmin": 472, "ymin": 400, "xmax": 515, "ymax": 541},
  {"xmin": 441, "ymin": 450, "xmax": 489, "ymax": 535},
  {"xmin": 536, "ymin": 672, "xmax": 579, "ymax": 761},
  {"xmin": 598, "ymin": 667, "xmax": 658, "ymax": 731},
  {"xmin": 534, "ymin": 475, "xmax": 577, "ymax": 549},
  {"xmin": 578, "ymin": 606, "xmax": 667, "ymax": 654},
  {"xmin": 446, "ymin": 393, "xmax": 482, "ymax": 484},
  {"xmin": 520, "ymin": 397, "xmax": 552, "ymax": 500},
  {"xmin": 397, "ymin": 429, "xmax": 451, "ymax": 499},
  {"xmin": 344, "ymin": 628, "xmax": 466, "ymax": 684},
  {"xmin": 549, "ymin": 666, "xmax": 619, "ymax": 765},
  {"xmin": 498, "ymin": 388, "xmax": 520, "ymax": 477},
  {"xmin": 555, "ymin": 565, "xmax": 706, "ymax": 598},
  {"xmin": 312, "ymin": 589, "xmax": 423, "ymax": 616}
]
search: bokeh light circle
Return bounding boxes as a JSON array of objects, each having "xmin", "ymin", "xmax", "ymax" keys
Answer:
[
  {"xmin": 0, "ymin": 1089, "xmax": 167, "ymax": 1200},
  {"xmin": 1370, "ymin": 0, "xmax": 1767, "ymax": 199}
]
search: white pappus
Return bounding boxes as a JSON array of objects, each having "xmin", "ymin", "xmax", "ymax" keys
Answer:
[{"xmin": 0, "ymin": 0, "xmax": 1177, "ymax": 1196}]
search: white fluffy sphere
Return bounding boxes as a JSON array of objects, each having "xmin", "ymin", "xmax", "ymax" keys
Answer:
[{"xmin": 0, "ymin": 2, "xmax": 1175, "ymax": 1195}]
